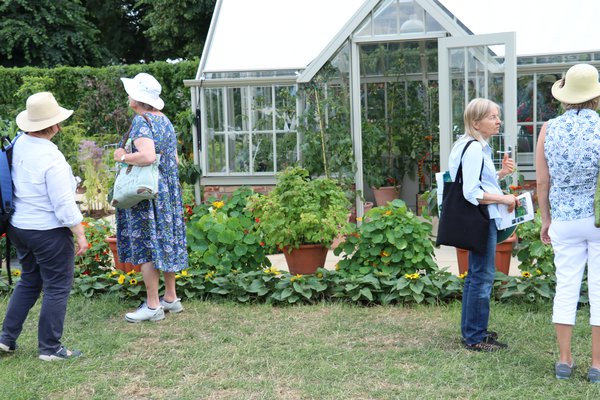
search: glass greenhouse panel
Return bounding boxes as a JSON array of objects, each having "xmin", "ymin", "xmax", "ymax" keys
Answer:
[
  {"xmin": 208, "ymin": 133, "xmax": 226, "ymax": 173},
  {"xmin": 537, "ymin": 74, "xmax": 560, "ymax": 120},
  {"xmin": 250, "ymin": 86, "xmax": 273, "ymax": 131},
  {"xmin": 226, "ymin": 87, "xmax": 247, "ymax": 131},
  {"xmin": 251, "ymin": 133, "xmax": 274, "ymax": 173},
  {"xmin": 275, "ymin": 86, "xmax": 297, "ymax": 131},
  {"xmin": 276, "ymin": 132, "xmax": 297, "ymax": 172},
  {"xmin": 205, "ymin": 88, "xmax": 223, "ymax": 132},
  {"xmin": 228, "ymin": 132, "xmax": 250, "ymax": 173},
  {"xmin": 373, "ymin": 0, "xmax": 398, "ymax": 35}
]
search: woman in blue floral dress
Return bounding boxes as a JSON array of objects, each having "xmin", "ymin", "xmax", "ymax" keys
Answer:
[{"xmin": 113, "ymin": 73, "xmax": 188, "ymax": 323}]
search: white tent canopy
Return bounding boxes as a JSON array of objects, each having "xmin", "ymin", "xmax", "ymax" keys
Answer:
[{"xmin": 201, "ymin": 0, "xmax": 365, "ymax": 74}]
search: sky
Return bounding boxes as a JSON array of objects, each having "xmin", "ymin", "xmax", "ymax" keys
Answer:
[{"xmin": 440, "ymin": 0, "xmax": 600, "ymax": 56}]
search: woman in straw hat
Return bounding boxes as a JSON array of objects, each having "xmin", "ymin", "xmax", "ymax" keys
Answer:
[
  {"xmin": 537, "ymin": 63, "xmax": 600, "ymax": 382},
  {"xmin": 0, "ymin": 92, "xmax": 88, "ymax": 361},
  {"xmin": 448, "ymin": 98, "xmax": 517, "ymax": 352},
  {"xmin": 113, "ymin": 72, "xmax": 188, "ymax": 323}
]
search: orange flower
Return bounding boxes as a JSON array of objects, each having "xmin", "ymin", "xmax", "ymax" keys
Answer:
[{"xmin": 81, "ymin": 221, "xmax": 89, "ymax": 227}]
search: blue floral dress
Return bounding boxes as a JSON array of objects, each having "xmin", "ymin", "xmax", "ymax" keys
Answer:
[{"xmin": 116, "ymin": 113, "xmax": 188, "ymax": 272}]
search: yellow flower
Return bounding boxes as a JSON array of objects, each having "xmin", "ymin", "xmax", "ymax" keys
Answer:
[
  {"xmin": 204, "ymin": 271, "xmax": 215, "ymax": 281},
  {"xmin": 12, "ymin": 269, "xmax": 21, "ymax": 277},
  {"xmin": 384, "ymin": 210, "xmax": 392, "ymax": 215},
  {"xmin": 290, "ymin": 274, "xmax": 302, "ymax": 283},
  {"xmin": 458, "ymin": 272, "xmax": 468, "ymax": 279},
  {"xmin": 108, "ymin": 271, "xmax": 118, "ymax": 277},
  {"xmin": 118, "ymin": 274, "xmax": 126, "ymax": 284},
  {"xmin": 127, "ymin": 270, "xmax": 136, "ymax": 276},
  {"xmin": 521, "ymin": 271, "xmax": 532, "ymax": 278},
  {"xmin": 536, "ymin": 269, "xmax": 542, "ymax": 275},
  {"xmin": 316, "ymin": 272, "xmax": 323, "ymax": 279},
  {"xmin": 335, "ymin": 263, "xmax": 340, "ymax": 271},
  {"xmin": 212, "ymin": 201, "xmax": 224, "ymax": 209},
  {"xmin": 263, "ymin": 266, "xmax": 281, "ymax": 275},
  {"xmin": 404, "ymin": 273, "xmax": 420, "ymax": 280},
  {"xmin": 380, "ymin": 251, "xmax": 390, "ymax": 257},
  {"xmin": 175, "ymin": 274, "xmax": 181, "ymax": 279},
  {"xmin": 181, "ymin": 270, "xmax": 189, "ymax": 277},
  {"xmin": 129, "ymin": 278, "xmax": 138, "ymax": 285}
]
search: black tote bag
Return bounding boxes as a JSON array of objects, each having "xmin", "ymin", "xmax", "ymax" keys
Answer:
[{"xmin": 436, "ymin": 140, "xmax": 490, "ymax": 254}]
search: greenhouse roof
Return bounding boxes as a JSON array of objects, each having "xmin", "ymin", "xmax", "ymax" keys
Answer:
[
  {"xmin": 438, "ymin": 0, "xmax": 600, "ymax": 56},
  {"xmin": 198, "ymin": 0, "xmax": 600, "ymax": 79},
  {"xmin": 199, "ymin": 0, "xmax": 366, "ymax": 75}
]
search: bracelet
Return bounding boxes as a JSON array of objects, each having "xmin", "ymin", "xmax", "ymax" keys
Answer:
[{"xmin": 120, "ymin": 154, "xmax": 126, "ymax": 162}]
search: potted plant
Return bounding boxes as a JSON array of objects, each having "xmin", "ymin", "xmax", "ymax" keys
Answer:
[{"xmin": 247, "ymin": 166, "xmax": 350, "ymax": 274}]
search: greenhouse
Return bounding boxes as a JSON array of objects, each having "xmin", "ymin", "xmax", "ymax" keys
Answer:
[{"xmin": 184, "ymin": 0, "xmax": 600, "ymax": 216}]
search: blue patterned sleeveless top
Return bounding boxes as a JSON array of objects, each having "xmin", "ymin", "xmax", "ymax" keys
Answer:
[{"xmin": 545, "ymin": 109, "xmax": 600, "ymax": 221}]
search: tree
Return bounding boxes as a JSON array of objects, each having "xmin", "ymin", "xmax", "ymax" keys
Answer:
[
  {"xmin": 83, "ymin": 0, "xmax": 151, "ymax": 64},
  {"xmin": 0, "ymin": 0, "xmax": 105, "ymax": 67},
  {"xmin": 137, "ymin": 0, "xmax": 216, "ymax": 60}
]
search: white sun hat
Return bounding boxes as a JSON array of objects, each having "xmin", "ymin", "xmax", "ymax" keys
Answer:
[
  {"xmin": 15, "ymin": 92, "xmax": 73, "ymax": 132},
  {"xmin": 120, "ymin": 72, "xmax": 165, "ymax": 110},
  {"xmin": 551, "ymin": 63, "xmax": 600, "ymax": 104}
]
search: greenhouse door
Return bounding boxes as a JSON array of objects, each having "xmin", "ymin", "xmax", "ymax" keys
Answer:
[{"xmin": 438, "ymin": 32, "xmax": 516, "ymax": 170}]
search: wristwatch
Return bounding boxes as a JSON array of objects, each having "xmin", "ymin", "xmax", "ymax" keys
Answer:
[{"xmin": 120, "ymin": 154, "xmax": 126, "ymax": 162}]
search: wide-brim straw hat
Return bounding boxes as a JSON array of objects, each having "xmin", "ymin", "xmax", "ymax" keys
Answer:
[
  {"xmin": 121, "ymin": 72, "xmax": 164, "ymax": 110},
  {"xmin": 16, "ymin": 92, "xmax": 73, "ymax": 132},
  {"xmin": 551, "ymin": 63, "xmax": 600, "ymax": 104}
]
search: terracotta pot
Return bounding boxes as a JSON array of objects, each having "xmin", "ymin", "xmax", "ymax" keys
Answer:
[
  {"xmin": 371, "ymin": 186, "xmax": 400, "ymax": 206},
  {"xmin": 349, "ymin": 201, "xmax": 374, "ymax": 223},
  {"xmin": 456, "ymin": 233, "xmax": 517, "ymax": 276},
  {"xmin": 282, "ymin": 244, "xmax": 328, "ymax": 275},
  {"xmin": 105, "ymin": 236, "xmax": 141, "ymax": 273}
]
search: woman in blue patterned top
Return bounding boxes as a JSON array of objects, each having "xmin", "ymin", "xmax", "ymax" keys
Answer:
[
  {"xmin": 113, "ymin": 73, "xmax": 188, "ymax": 323},
  {"xmin": 536, "ymin": 63, "xmax": 600, "ymax": 382}
]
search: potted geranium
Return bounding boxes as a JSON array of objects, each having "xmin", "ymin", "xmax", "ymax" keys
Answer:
[{"xmin": 247, "ymin": 166, "xmax": 350, "ymax": 275}]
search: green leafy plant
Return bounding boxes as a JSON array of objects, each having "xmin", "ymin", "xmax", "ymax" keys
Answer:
[
  {"xmin": 334, "ymin": 199, "xmax": 437, "ymax": 276},
  {"xmin": 186, "ymin": 187, "xmax": 271, "ymax": 274},
  {"xmin": 247, "ymin": 166, "xmax": 350, "ymax": 249},
  {"xmin": 496, "ymin": 210, "xmax": 557, "ymax": 302}
]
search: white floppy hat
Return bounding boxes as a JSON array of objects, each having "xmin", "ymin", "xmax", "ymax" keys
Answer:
[
  {"xmin": 120, "ymin": 72, "xmax": 164, "ymax": 110},
  {"xmin": 16, "ymin": 92, "xmax": 73, "ymax": 132},
  {"xmin": 551, "ymin": 63, "xmax": 600, "ymax": 104}
]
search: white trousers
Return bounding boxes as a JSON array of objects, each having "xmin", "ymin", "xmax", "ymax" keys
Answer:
[{"xmin": 550, "ymin": 216, "xmax": 600, "ymax": 326}]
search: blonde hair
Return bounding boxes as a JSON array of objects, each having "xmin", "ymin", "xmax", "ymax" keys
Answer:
[
  {"xmin": 463, "ymin": 98, "xmax": 501, "ymax": 141},
  {"xmin": 563, "ymin": 96, "xmax": 600, "ymax": 111}
]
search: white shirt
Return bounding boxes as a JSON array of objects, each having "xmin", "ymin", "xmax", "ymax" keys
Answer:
[
  {"xmin": 447, "ymin": 135, "xmax": 503, "ymax": 227},
  {"xmin": 10, "ymin": 133, "xmax": 83, "ymax": 230}
]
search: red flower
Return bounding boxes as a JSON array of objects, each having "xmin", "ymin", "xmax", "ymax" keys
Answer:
[
  {"xmin": 255, "ymin": 218, "xmax": 260, "ymax": 223},
  {"xmin": 259, "ymin": 241, "xmax": 265, "ymax": 247}
]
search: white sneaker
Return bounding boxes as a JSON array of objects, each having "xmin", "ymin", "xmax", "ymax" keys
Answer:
[
  {"xmin": 125, "ymin": 303, "xmax": 165, "ymax": 323},
  {"xmin": 160, "ymin": 298, "xmax": 184, "ymax": 313}
]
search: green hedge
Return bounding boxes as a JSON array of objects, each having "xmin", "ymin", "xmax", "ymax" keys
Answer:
[{"xmin": 0, "ymin": 60, "xmax": 198, "ymax": 145}]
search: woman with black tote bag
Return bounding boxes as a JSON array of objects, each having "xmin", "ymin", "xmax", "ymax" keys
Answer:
[{"xmin": 444, "ymin": 98, "xmax": 518, "ymax": 352}]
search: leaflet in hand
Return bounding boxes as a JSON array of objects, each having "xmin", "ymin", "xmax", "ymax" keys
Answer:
[{"xmin": 497, "ymin": 191, "xmax": 534, "ymax": 229}]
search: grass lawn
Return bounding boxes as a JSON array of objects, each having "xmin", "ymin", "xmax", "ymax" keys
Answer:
[{"xmin": 0, "ymin": 296, "xmax": 599, "ymax": 399}]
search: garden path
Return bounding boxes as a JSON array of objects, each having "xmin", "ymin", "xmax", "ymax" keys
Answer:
[{"xmin": 266, "ymin": 245, "xmax": 521, "ymax": 276}]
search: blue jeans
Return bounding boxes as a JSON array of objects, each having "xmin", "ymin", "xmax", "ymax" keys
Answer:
[
  {"xmin": 461, "ymin": 220, "xmax": 497, "ymax": 345},
  {"xmin": 0, "ymin": 226, "xmax": 74, "ymax": 355}
]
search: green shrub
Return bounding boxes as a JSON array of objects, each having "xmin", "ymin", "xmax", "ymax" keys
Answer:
[
  {"xmin": 247, "ymin": 166, "xmax": 350, "ymax": 249},
  {"xmin": 334, "ymin": 199, "xmax": 437, "ymax": 276},
  {"xmin": 186, "ymin": 187, "xmax": 271, "ymax": 274}
]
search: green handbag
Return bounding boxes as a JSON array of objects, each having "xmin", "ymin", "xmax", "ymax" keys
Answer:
[{"xmin": 111, "ymin": 154, "xmax": 161, "ymax": 209}]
